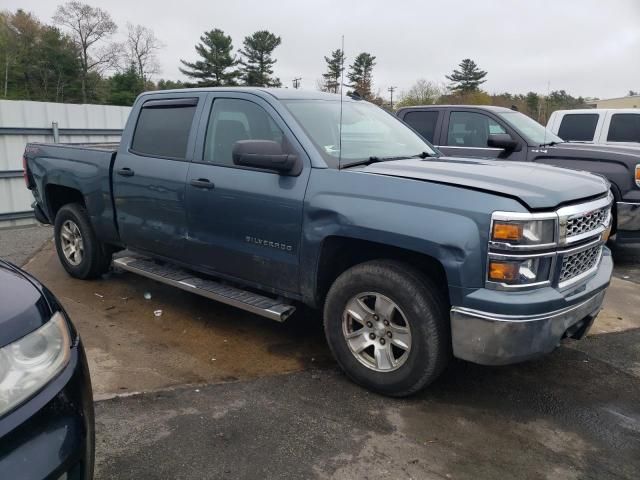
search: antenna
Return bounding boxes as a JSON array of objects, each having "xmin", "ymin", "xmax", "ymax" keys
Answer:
[
  {"xmin": 542, "ymin": 80, "xmax": 550, "ymax": 146},
  {"xmin": 338, "ymin": 35, "xmax": 345, "ymax": 170}
]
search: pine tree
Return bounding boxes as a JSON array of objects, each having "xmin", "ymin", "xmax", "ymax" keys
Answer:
[
  {"xmin": 180, "ymin": 29, "xmax": 239, "ymax": 87},
  {"xmin": 109, "ymin": 63, "xmax": 143, "ymax": 106},
  {"xmin": 347, "ymin": 52, "xmax": 376, "ymax": 99},
  {"xmin": 239, "ymin": 30, "xmax": 281, "ymax": 87},
  {"xmin": 446, "ymin": 59, "xmax": 487, "ymax": 94},
  {"xmin": 321, "ymin": 49, "xmax": 345, "ymax": 93}
]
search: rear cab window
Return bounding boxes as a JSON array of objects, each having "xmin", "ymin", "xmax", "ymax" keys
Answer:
[
  {"xmin": 557, "ymin": 113, "xmax": 598, "ymax": 141},
  {"xmin": 131, "ymin": 98, "xmax": 199, "ymax": 159},
  {"xmin": 607, "ymin": 114, "xmax": 640, "ymax": 142},
  {"xmin": 402, "ymin": 111, "xmax": 439, "ymax": 143}
]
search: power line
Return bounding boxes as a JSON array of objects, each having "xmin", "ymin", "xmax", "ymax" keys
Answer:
[
  {"xmin": 292, "ymin": 77, "xmax": 302, "ymax": 89},
  {"xmin": 388, "ymin": 86, "xmax": 397, "ymax": 109}
]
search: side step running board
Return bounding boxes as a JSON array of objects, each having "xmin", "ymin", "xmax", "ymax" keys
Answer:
[{"xmin": 113, "ymin": 256, "xmax": 296, "ymax": 322}]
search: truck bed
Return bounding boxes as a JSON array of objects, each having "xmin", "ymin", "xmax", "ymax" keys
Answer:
[{"xmin": 24, "ymin": 141, "xmax": 120, "ymax": 244}]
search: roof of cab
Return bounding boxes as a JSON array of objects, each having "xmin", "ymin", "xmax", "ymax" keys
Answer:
[
  {"xmin": 398, "ymin": 104, "xmax": 514, "ymax": 113},
  {"xmin": 139, "ymin": 87, "xmax": 346, "ymax": 101}
]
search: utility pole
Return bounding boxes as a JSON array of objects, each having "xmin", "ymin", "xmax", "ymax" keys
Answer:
[
  {"xmin": 292, "ymin": 77, "xmax": 302, "ymax": 89},
  {"xmin": 388, "ymin": 86, "xmax": 396, "ymax": 109}
]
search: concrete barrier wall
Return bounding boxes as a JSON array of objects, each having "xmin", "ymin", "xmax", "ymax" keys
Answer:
[{"xmin": 0, "ymin": 100, "xmax": 131, "ymax": 227}]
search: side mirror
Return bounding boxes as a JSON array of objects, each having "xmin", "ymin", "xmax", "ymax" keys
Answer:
[
  {"xmin": 487, "ymin": 133, "xmax": 519, "ymax": 151},
  {"xmin": 232, "ymin": 140, "xmax": 300, "ymax": 175}
]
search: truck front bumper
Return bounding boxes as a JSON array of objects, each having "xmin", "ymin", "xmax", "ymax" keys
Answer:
[
  {"xmin": 616, "ymin": 201, "xmax": 640, "ymax": 243},
  {"xmin": 450, "ymin": 252, "xmax": 612, "ymax": 366}
]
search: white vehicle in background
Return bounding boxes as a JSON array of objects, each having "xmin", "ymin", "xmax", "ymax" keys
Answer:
[{"xmin": 548, "ymin": 109, "xmax": 640, "ymax": 147}]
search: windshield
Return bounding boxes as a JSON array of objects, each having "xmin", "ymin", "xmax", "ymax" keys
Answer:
[
  {"xmin": 498, "ymin": 111, "xmax": 563, "ymax": 146},
  {"xmin": 282, "ymin": 100, "xmax": 437, "ymax": 167}
]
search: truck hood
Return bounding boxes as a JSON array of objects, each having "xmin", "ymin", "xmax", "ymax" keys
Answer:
[
  {"xmin": 546, "ymin": 142, "xmax": 640, "ymax": 164},
  {"xmin": 0, "ymin": 260, "xmax": 52, "ymax": 348},
  {"xmin": 362, "ymin": 157, "xmax": 608, "ymax": 210}
]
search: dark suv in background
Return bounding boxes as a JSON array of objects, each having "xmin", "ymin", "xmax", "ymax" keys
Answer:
[{"xmin": 397, "ymin": 105, "xmax": 640, "ymax": 244}]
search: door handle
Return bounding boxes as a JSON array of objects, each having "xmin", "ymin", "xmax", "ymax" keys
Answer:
[
  {"xmin": 117, "ymin": 167, "xmax": 135, "ymax": 177},
  {"xmin": 189, "ymin": 178, "xmax": 215, "ymax": 189}
]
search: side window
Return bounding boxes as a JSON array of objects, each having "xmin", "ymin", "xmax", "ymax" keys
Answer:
[
  {"xmin": 447, "ymin": 112, "xmax": 505, "ymax": 148},
  {"xmin": 557, "ymin": 114, "xmax": 598, "ymax": 141},
  {"xmin": 607, "ymin": 114, "xmax": 640, "ymax": 142},
  {"xmin": 131, "ymin": 99, "xmax": 198, "ymax": 159},
  {"xmin": 403, "ymin": 111, "xmax": 438, "ymax": 143},
  {"xmin": 204, "ymin": 98, "xmax": 287, "ymax": 166}
]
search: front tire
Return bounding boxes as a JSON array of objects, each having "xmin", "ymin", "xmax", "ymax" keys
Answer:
[
  {"xmin": 54, "ymin": 203, "xmax": 112, "ymax": 279},
  {"xmin": 323, "ymin": 260, "xmax": 450, "ymax": 397}
]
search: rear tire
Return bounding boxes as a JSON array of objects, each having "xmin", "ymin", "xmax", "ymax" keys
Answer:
[
  {"xmin": 54, "ymin": 203, "xmax": 112, "ymax": 279},
  {"xmin": 323, "ymin": 260, "xmax": 450, "ymax": 397}
]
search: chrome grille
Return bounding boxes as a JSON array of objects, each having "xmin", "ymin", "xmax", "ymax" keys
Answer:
[
  {"xmin": 559, "ymin": 245, "xmax": 602, "ymax": 284},
  {"xmin": 566, "ymin": 207, "xmax": 609, "ymax": 239}
]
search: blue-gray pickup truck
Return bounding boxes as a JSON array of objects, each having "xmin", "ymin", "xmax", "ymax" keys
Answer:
[{"xmin": 24, "ymin": 88, "xmax": 614, "ymax": 396}]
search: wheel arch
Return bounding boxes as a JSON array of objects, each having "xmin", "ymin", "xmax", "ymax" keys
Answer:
[
  {"xmin": 45, "ymin": 184, "xmax": 86, "ymax": 221},
  {"xmin": 314, "ymin": 235, "xmax": 450, "ymax": 308}
]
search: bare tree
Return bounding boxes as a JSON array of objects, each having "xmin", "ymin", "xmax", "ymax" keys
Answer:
[
  {"xmin": 125, "ymin": 23, "xmax": 162, "ymax": 84},
  {"xmin": 397, "ymin": 79, "xmax": 445, "ymax": 108},
  {"xmin": 53, "ymin": 1, "xmax": 119, "ymax": 102}
]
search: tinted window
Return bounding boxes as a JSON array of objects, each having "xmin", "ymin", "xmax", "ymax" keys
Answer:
[
  {"xmin": 557, "ymin": 114, "xmax": 598, "ymax": 141},
  {"xmin": 403, "ymin": 111, "xmax": 439, "ymax": 142},
  {"xmin": 607, "ymin": 114, "xmax": 640, "ymax": 142},
  {"xmin": 447, "ymin": 111, "xmax": 506, "ymax": 148},
  {"xmin": 204, "ymin": 98, "xmax": 286, "ymax": 166},
  {"xmin": 131, "ymin": 99, "xmax": 197, "ymax": 159}
]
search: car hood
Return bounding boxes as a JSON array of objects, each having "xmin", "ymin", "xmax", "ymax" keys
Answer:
[
  {"xmin": 361, "ymin": 157, "xmax": 608, "ymax": 210},
  {"xmin": 0, "ymin": 260, "xmax": 51, "ymax": 348}
]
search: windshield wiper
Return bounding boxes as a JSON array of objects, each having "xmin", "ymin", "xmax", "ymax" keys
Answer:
[
  {"xmin": 368, "ymin": 152, "xmax": 433, "ymax": 162},
  {"xmin": 538, "ymin": 141, "xmax": 564, "ymax": 147},
  {"xmin": 342, "ymin": 152, "xmax": 433, "ymax": 169}
]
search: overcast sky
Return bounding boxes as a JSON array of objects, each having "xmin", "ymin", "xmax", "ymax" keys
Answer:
[{"xmin": 10, "ymin": 0, "xmax": 640, "ymax": 100}]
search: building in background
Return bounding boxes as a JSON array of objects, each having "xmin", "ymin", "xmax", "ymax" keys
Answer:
[
  {"xmin": 0, "ymin": 100, "xmax": 131, "ymax": 227},
  {"xmin": 593, "ymin": 95, "xmax": 640, "ymax": 109}
]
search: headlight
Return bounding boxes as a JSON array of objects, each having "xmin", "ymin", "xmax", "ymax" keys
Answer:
[
  {"xmin": 491, "ymin": 215, "xmax": 556, "ymax": 247},
  {"xmin": 0, "ymin": 312, "xmax": 71, "ymax": 417},
  {"xmin": 488, "ymin": 257, "xmax": 553, "ymax": 286},
  {"xmin": 488, "ymin": 212, "xmax": 557, "ymax": 289},
  {"xmin": 635, "ymin": 164, "xmax": 640, "ymax": 188}
]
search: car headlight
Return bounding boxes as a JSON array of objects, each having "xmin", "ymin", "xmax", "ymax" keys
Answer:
[
  {"xmin": 488, "ymin": 256, "xmax": 553, "ymax": 286},
  {"xmin": 488, "ymin": 211, "xmax": 557, "ymax": 289},
  {"xmin": 491, "ymin": 215, "xmax": 556, "ymax": 247},
  {"xmin": 0, "ymin": 312, "xmax": 71, "ymax": 417},
  {"xmin": 635, "ymin": 164, "xmax": 640, "ymax": 188}
]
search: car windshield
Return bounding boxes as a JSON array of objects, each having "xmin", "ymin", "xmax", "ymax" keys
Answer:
[
  {"xmin": 498, "ymin": 111, "xmax": 563, "ymax": 146},
  {"xmin": 282, "ymin": 99, "xmax": 437, "ymax": 167}
]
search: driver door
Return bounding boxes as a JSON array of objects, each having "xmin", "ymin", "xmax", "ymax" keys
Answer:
[
  {"xmin": 184, "ymin": 93, "xmax": 311, "ymax": 294},
  {"xmin": 438, "ymin": 110, "xmax": 525, "ymax": 161}
]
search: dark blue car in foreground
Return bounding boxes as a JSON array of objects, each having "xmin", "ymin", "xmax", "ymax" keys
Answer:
[{"xmin": 0, "ymin": 259, "xmax": 94, "ymax": 479}]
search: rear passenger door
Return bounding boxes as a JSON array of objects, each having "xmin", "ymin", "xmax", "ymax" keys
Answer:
[
  {"xmin": 114, "ymin": 94, "xmax": 205, "ymax": 260},
  {"xmin": 438, "ymin": 110, "xmax": 525, "ymax": 160},
  {"xmin": 184, "ymin": 92, "xmax": 311, "ymax": 294}
]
